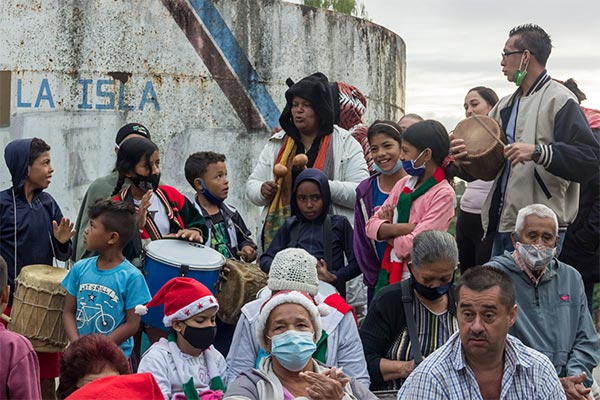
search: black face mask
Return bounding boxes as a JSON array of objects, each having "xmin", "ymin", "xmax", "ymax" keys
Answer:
[
  {"xmin": 182, "ymin": 325, "xmax": 216, "ymax": 350},
  {"xmin": 131, "ymin": 173, "xmax": 160, "ymax": 192},
  {"xmin": 410, "ymin": 275, "xmax": 454, "ymax": 301}
]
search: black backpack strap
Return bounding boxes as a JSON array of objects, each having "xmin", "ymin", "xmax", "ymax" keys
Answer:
[
  {"xmin": 400, "ymin": 279, "xmax": 423, "ymax": 365},
  {"xmin": 322, "ymin": 215, "xmax": 332, "ymax": 267}
]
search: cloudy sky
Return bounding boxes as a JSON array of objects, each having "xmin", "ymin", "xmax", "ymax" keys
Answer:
[{"xmin": 362, "ymin": 0, "xmax": 600, "ymax": 130}]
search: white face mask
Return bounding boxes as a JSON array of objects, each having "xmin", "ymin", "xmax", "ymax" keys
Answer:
[{"xmin": 516, "ymin": 242, "xmax": 556, "ymax": 271}]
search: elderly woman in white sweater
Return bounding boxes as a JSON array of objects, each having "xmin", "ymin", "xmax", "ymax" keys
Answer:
[{"xmin": 224, "ymin": 290, "xmax": 376, "ymax": 400}]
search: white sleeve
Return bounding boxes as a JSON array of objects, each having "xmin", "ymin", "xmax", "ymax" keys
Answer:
[
  {"xmin": 225, "ymin": 313, "xmax": 260, "ymax": 385},
  {"xmin": 333, "ymin": 312, "xmax": 371, "ymax": 387},
  {"xmin": 246, "ymin": 140, "xmax": 278, "ymax": 207},
  {"xmin": 329, "ymin": 134, "xmax": 368, "ymax": 209},
  {"xmin": 137, "ymin": 347, "xmax": 172, "ymax": 400}
]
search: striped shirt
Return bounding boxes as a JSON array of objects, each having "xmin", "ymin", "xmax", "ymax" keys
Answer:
[
  {"xmin": 396, "ymin": 332, "xmax": 565, "ymax": 399},
  {"xmin": 383, "ymin": 298, "xmax": 458, "ymax": 390}
]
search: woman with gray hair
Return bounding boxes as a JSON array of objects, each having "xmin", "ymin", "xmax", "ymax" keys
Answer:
[{"xmin": 359, "ymin": 230, "xmax": 459, "ymax": 393}]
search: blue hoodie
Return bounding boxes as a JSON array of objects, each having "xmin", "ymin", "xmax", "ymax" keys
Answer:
[
  {"xmin": 260, "ymin": 168, "xmax": 359, "ymax": 298},
  {"xmin": 0, "ymin": 139, "xmax": 72, "ymax": 304}
]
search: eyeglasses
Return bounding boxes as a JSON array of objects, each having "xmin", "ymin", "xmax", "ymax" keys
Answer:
[{"xmin": 501, "ymin": 50, "xmax": 525, "ymax": 59}]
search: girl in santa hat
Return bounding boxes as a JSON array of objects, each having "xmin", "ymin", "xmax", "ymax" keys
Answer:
[{"xmin": 136, "ymin": 277, "xmax": 226, "ymax": 400}]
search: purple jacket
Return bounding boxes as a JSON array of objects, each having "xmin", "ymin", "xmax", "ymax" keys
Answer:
[{"xmin": 354, "ymin": 174, "xmax": 381, "ymax": 288}]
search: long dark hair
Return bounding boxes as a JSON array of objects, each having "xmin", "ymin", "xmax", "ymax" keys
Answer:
[{"xmin": 111, "ymin": 137, "xmax": 158, "ymax": 196}]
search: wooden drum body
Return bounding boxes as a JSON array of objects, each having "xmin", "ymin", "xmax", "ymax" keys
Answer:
[
  {"xmin": 8, "ymin": 264, "xmax": 68, "ymax": 352},
  {"xmin": 453, "ymin": 115, "xmax": 507, "ymax": 181}
]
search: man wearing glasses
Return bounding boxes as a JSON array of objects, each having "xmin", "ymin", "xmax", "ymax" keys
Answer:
[{"xmin": 451, "ymin": 24, "xmax": 600, "ymax": 258}]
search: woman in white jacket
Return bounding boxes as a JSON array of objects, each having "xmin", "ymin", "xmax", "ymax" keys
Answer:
[{"xmin": 246, "ymin": 72, "xmax": 368, "ymax": 251}]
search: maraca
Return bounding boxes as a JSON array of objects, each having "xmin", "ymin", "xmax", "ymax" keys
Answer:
[
  {"xmin": 273, "ymin": 163, "xmax": 288, "ymax": 178},
  {"xmin": 293, "ymin": 153, "xmax": 308, "ymax": 170}
]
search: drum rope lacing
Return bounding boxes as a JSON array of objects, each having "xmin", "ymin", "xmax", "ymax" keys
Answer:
[
  {"xmin": 471, "ymin": 115, "xmax": 506, "ymax": 147},
  {"xmin": 11, "ymin": 279, "xmax": 66, "ymax": 346}
]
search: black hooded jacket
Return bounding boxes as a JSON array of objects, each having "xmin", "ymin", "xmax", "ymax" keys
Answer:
[
  {"xmin": 0, "ymin": 139, "xmax": 72, "ymax": 304},
  {"xmin": 259, "ymin": 168, "xmax": 359, "ymax": 297}
]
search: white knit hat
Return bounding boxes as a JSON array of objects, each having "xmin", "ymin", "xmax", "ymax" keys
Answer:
[
  {"xmin": 255, "ymin": 290, "xmax": 328, "ymax": 350},
  {"xmin": 268, "ymin": 248, "xmax": 319, "ymax": 296}
]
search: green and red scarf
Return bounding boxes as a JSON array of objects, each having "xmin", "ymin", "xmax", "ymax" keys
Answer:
[{"xmin": 375, "ymin": 167, "xmax": 446, "ymax": 293}]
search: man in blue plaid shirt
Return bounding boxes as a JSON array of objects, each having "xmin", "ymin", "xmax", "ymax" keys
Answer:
[{"xmin": 397, "ymin": 266, "xmax": 565, "ymax": 399}]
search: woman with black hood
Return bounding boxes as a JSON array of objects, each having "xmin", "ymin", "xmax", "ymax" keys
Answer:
[
  {"xmin": 259, "ymin": 168, "xmax": 360, "ymax": 298},
  {"xmin": 246, "ymin": 72, "xmax": 369, "ymax": 252}
]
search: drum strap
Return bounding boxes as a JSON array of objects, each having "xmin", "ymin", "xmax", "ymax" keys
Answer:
[
  {"xmin": 400, "ymin": 279, "xmax": 423, "ymax": 365},
  {"xmin": 289, "ymin": 216, "xmax": 332, "ymax": 267}
]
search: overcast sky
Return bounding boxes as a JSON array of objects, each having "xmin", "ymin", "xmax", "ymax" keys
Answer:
[{"xmin": 363, "ymin": 0, "xmax": 600, "ymax": 129}]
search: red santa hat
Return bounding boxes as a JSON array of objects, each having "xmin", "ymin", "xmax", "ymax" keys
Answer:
[
  {"xmin": 66, "ymin": 373, "xmax": 163, "ymax": 400},
  {"xmin": 134, "ymin": 277, "xmax": 218, "ymax": 327}
]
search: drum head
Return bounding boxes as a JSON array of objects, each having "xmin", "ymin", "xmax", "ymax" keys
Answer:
[
  {"xmin": 145, "ymin": 239, "xmax": 225, "ymax": 270},
  {"xmin": 18, "ymin": 265, "xmax": 68, "ymax": 292},
  {"xmin": 453, "ymin": 115, "xmax": 505, "ymax": 158}
]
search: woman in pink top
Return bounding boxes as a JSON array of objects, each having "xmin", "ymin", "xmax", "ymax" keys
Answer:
[{"xmin": 365, "ymin": 120, "xmax": 456, "ymax": 292}]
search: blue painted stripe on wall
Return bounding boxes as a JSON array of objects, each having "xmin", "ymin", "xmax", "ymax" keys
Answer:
[{"xmin": 188, "ymin": 0, "xmax": 281, "ymax": 129}]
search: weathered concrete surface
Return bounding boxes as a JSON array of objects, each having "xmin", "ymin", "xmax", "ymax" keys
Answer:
[{"xmin": 0, "ymin": 0, "xmax": 405, "ymax": 238}]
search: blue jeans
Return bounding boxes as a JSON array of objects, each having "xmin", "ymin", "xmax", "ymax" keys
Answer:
[{"xmin": 491, "ymin": 230, "xmax": 566, "ymax": 258}]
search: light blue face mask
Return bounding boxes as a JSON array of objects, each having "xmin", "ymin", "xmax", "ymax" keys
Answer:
[
  {"xmin": 269, "ymin": 330, "xmax": 316, "ymax": 372},
  {"xmin": 372, "ymin": 159, "xmax": 403, "ymax": 175}
]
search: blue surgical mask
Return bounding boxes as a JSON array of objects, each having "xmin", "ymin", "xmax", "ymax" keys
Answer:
[
  {"xmin": 269, "ymin": 330, "xmax": 316, "ymax": 372},
  {"xmin": 401, "ymin": 150, "xmax": 427, "ymax": 177},
  {"xmin": 198, "ymin": 178, "xmax": 224, "ymax": 205},
  {"xmin": 373, "ymin": 159, "xmax": 403, "ymax": 175}
]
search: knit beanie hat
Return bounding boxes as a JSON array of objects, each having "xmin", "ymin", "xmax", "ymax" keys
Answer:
[
  {"xmin": 134, "ymin": 277, "xmax": 218, "ymax": 327},
  {"xmin": 255, "ymin": 290, "xmax": 328, "ymax": 349},
  {"xmin": 279, "ymin": 72, "xmax": 334, "ymax": 139},
  {"xmin": 115, "ymin": 122, "xmax": 150, "ymax": 146},
  {"xmin": 268, "ymin": 248, "xmax": 319, "ymax": 296}
]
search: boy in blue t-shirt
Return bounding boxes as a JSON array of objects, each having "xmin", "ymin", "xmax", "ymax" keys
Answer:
[{"xmin": 62, "ymin": 200, "xmax": 151, "ymax": 358}]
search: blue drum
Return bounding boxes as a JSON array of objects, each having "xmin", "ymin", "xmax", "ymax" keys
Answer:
[{"xmin": 142, "ymin": 239, "xmax": 225, "ymax": 329}]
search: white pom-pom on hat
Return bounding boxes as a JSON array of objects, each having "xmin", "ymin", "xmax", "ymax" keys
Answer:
[{"xmin": 134, "ymin": 304, "xmax": 148, "ymax": 316}]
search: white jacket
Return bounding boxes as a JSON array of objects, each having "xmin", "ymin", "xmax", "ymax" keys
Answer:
[{"xmin": 246, "ymin": 126, "xmax": 369, "ymax": 231}]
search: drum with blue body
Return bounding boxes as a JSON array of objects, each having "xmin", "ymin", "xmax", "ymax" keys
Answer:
[{"xmin": 142, "ymin": 239, "xmax": 225, "ymax": 329}]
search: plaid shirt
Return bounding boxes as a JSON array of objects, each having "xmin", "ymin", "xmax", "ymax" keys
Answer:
[{"xmin": 396, "ymin": 332, "xmax": 565, "ymax": 399}]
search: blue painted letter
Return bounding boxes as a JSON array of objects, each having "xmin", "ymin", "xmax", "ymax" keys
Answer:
[
  {"xmin": 95, "ymin": 80, "xmax": 115, "ymax": 110},
  {"xmin": 16, "ymin": 79, "xmax": 32, "ymax": 108},
  {"xmin": 34, "ymin": 79, "xmax": 55, "ymax": 108},
  {"xmin": 77, "ymin": 79, "xmax": 93, "ymax": 109},
  {"xmin": 139, "ymin": 81, "xmax": 160, "ymax": 111},
  {"xmin": 118, "ymin": 82, "xmax": 135, "ymax": 111}
]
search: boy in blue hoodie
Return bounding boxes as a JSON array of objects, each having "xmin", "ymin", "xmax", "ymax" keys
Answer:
[
  {"xmin": 0, "ymin": 137, "xmax": 74, "ymax": 398},
  {"xmin": 260, "ymin": 168, "xmax": 359, "ymax": 298}
]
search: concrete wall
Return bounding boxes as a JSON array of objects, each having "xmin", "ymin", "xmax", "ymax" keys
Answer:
[{"xmin": 0, "ymin": 0, "xmax": 405, "ymax": 237}]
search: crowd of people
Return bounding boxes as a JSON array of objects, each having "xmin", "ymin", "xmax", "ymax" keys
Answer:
[{"xmin": 1, "ymin": 23, "xmax": 599, "ymax": 400}]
